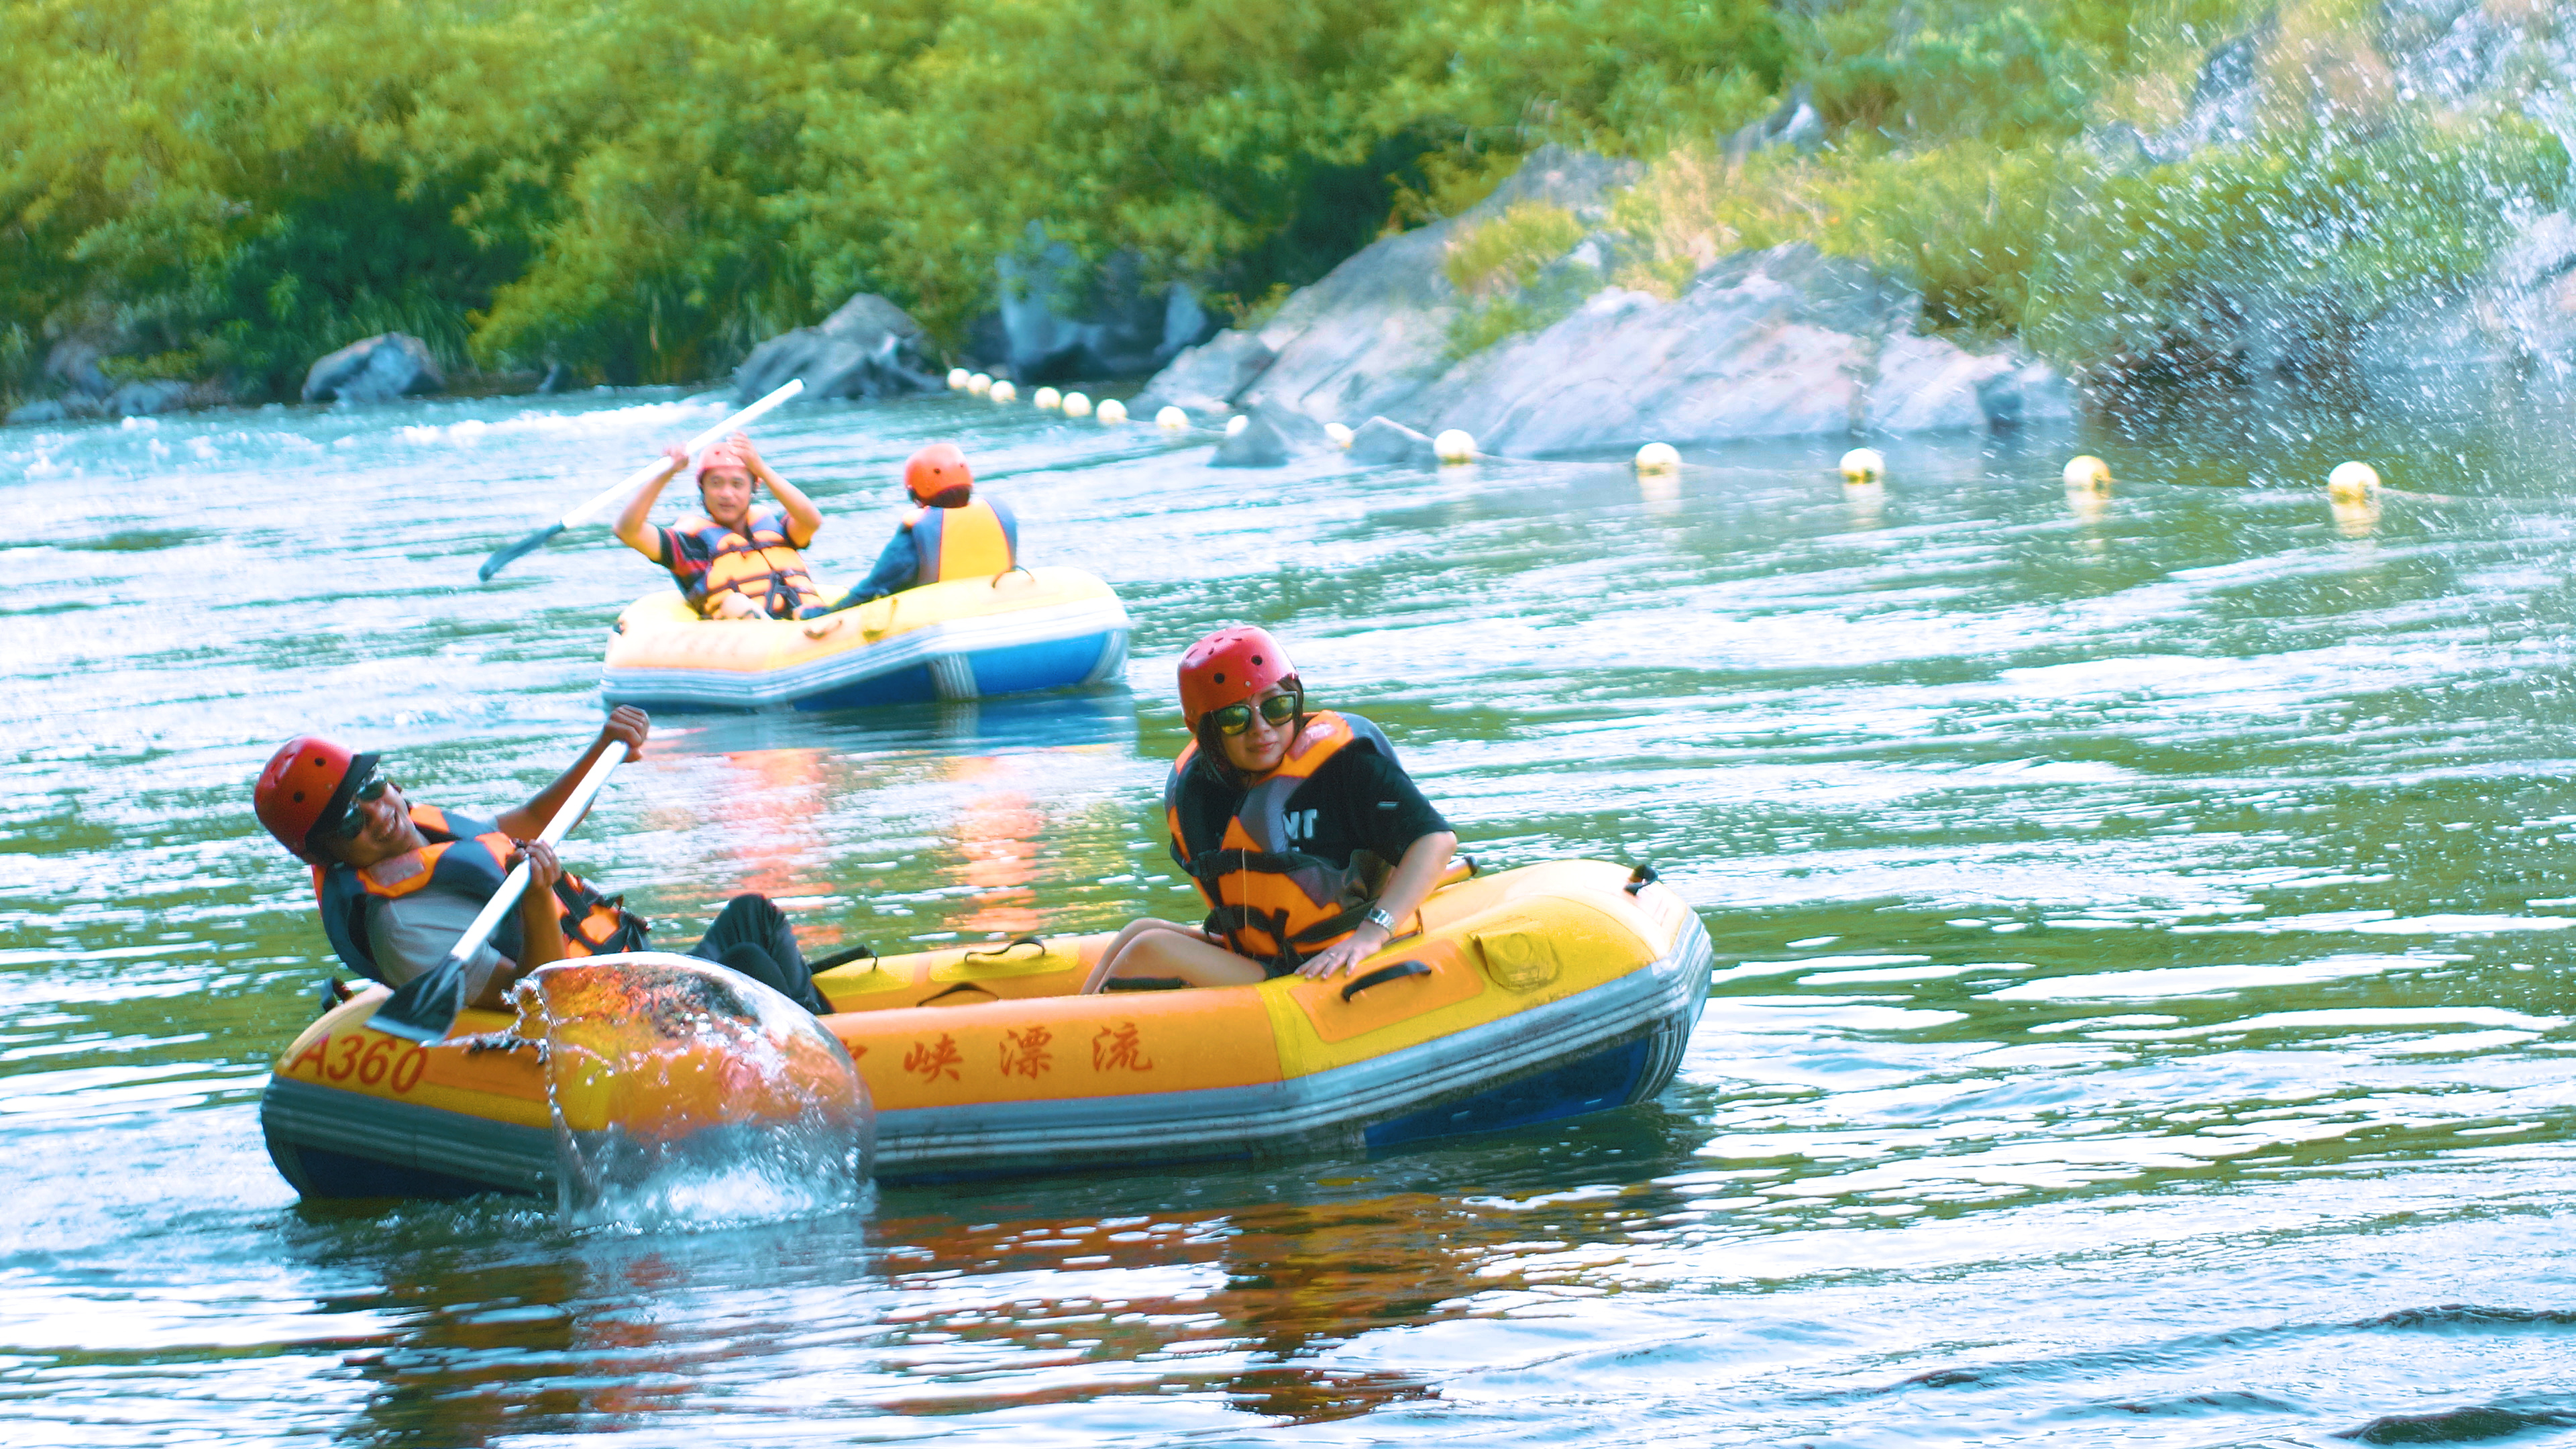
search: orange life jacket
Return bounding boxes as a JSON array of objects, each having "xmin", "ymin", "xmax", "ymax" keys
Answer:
[
  {"xmin": 313, "ymin": 804, "xmax": 647, "ymax": 984},
  {"xmin": 1163, "ymin": 710, "xmax": 1395, "ymax": 971},
  {"xmin": 906, "ymin": 496, "xmax": 1018, "ymax": 586},
  {"xmin": 670, "ymin": 509, "xmax": 823, "ymax": 619}
]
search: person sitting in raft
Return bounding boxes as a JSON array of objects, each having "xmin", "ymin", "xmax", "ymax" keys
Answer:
[
  {"xmin": 613, "ymin": 430, "xmax": 826, "ymax": 621},
  {"xmin": 1081, "ymin": 626, "xmax": 1458, "ymax": 991},
  {"xmin": 798, "ymin": 443, "xmax": 1017, "ymax": 617},
  {"xmin": 252, "ymin": 706, "xmax": 832, "ymax": 1015}
]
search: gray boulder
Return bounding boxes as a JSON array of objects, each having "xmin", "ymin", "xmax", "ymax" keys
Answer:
[
  {"xmin": 1210, "ymin": 400, "xmax": 1333, "ymax": 468},
  {"xmin": 734, "ymin": 293, "xmax": 941, "ymax": 403},
  {"xmin": 44, "ymin": 338, "xmax": 114, "ymax": 400},
  {"xmin": 1132, "ymin": 330, "xmax": 1275, "ymax": 413},
  {"xmin": 1212, "ymin": 415, "xmax": 1291, "ymax": 468},
  {"xmin": 1217, "ymin": 145, "xmax": 1644, "ymax": 427},
  {"xmin": 990, "ymin": 230, "xmax": 1218, "ymax": 380},
  {"xmin": 1407, "ymin": 244, "xmax": 2063, "ymax": 452},
  {"xmin": 1724, "ymin": 83, "xmax": 1825, "ymax": 160},
  {"xmin": 7, "ymin": 398, "xmax": 68, "ymax": 426},
  {"xmin": 303, "ymin": 333, "xmax": 445, "ymax": 404},
  {"xmin": 1345, "ymin": 417, "xmax": 1435, "ymax": 466},
  {"xmin": 106, "ymin": 379, "xmax": 193, "ymax": 417}
]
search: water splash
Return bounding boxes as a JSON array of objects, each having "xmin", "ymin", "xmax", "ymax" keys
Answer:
[{"xmin": 514, "ymin": 953, "xmax": 873, "ymax": 1233}]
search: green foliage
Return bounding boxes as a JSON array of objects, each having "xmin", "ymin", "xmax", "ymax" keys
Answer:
[
  {"xmin": 0, "ymin": 0, "xmax": 1788, "ymax": 399},
  {"xmin": 1444, "ymin": 202, "xmax": 1587, "ymax": 297}
]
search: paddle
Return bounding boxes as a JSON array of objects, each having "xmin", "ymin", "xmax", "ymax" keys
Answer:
[
  {"xmin": 368, "ymin": 745, "xmax": 629, "ymax": 1044},
  {"xmin": 476, "ymin": 378, "xmax": 807, "ymax": 582}
]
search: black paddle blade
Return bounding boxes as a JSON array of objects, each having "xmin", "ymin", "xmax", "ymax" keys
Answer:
[
  {"xmin": 478, "ymin": 521, "xmax": 566, "ymax": 582},
  {"xmin": 368, "ymin": 959, "xmax": 471, "ymax": 1043}
]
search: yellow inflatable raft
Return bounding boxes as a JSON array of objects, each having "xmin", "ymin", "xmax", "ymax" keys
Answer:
[
  {"xmin": 600, "ymin": 566, "xmax": 1130, "ymax": 711},
  {"xmin": 260, "ymin": 859, "xmax": 1711, "ymax": 1195}
]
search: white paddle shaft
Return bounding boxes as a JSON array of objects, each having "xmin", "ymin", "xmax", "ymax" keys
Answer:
[{"xmin": 558, "ymin": 378, "xmax": 805, "ymax": 529}]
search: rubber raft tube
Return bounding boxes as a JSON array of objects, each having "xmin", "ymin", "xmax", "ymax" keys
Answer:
[
  {"xmin": 261, "ymin": 859, "xmax": 1713, "ymax": 1197},
  {"xmin": 600, "ymin": 566, "xmax": 1130, "ymax": 711}
]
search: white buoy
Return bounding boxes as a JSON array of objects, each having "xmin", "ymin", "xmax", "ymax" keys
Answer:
[
  {"xmin": 1061, "ymin": 391, "xmax": 1093, "ymax": 418},
  {"xmin": 989, "ymin": 380, "xmax": 1017, "ymax": 404},
  {"xmin": 1032, "ymin": 386, "xmax": 1062, "ymax": 411},
  {"xmin": 968, "ymin": 372, "xmax": 993, "ymax": 396},
  {"xmin": 1157, "ymin": 405, "xmax": 1189, "ymax": 431},
  {"xmin": 1325, "ymin": 422, "xmax": 1354, "ymax": 449},
  {"xmin": 1839, "ymin": 447, "xmax": 1884, "ymax": 484},
  {"xmin": 2063, "ymin": 454, "xmax": 2111, "ymax": 491},
  {"xmin": 1224, "ymin": 414, "xmax": 1249, "ymax": 437},
  {"xmin": 947, "ymin": 368, "xmax": 971, "ymax": 391},
  {"xmin": 1434, "ymin": 429, "xmax": 1477, "ymax": 464},
  {"xmin": 1635, "ymin": 441, "xmax": 1681, "ymax": 476},
  {"xmin": 1096, "ymin": 398, "xmax": 1128, "ymax": 425},
  {"xmin": 2327, "ymin": 460, "xmax": 2380, "ymax": 500}
]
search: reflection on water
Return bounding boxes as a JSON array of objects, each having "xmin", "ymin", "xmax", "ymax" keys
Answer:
[{"xmin": 7, "ymin": 388, "xmax": 2576, "ymax": 1444}]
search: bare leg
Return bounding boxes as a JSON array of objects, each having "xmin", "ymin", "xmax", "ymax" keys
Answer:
[{"xmin": 1083, "ymin": 920, "xmax": 1268, "ymax": 992}]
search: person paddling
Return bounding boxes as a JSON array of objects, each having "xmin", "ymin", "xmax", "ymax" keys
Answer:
[
  {"xmin": 614, "ymin": 431, "xmax": 826, "ymax": 620},
  {"xmin": 800, "ymin": 443, "xmax": 1018, "ymax": 618},
  {"xmin": 252, "ymin": 708, "xmax": 831, "ymax": 1014},
  {"xmin": 1082, "ymin": 627, "xmax": 1458, "ymax": 991}
]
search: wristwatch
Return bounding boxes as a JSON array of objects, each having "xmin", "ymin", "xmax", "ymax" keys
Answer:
[{"xmin": 1364, "ymin": 906, "xmax": 1398, "ymax": 934}]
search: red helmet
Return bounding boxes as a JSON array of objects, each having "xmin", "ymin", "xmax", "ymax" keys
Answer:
[
  {"xmin": 904, "ymin": 443, "xmax": 973, "ymax": 504},
  {"xmin": 696, "ymin": 440, "xmax": 749, "ymax": 481},
  {"xmin": 254, "ymin": 735, "xmax": 377, "ymax": 862},
  {"xmin": 1177, "ymin": 626, "xmax": 1296, "ymax": 729}
]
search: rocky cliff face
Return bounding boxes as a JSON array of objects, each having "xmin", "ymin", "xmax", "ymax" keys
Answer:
[{"xmin": 1138, "ymin": 146, "xmax": 2065, "ymax": 456}]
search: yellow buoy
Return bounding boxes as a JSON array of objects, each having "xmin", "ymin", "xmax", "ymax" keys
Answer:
[
  {"xmin": 1156, "ymin": 405, "xmax": 1188, "ymax": 431},
  {"xmin": 1839, "ymin": 447, "xmax": 1884, "ymax": 484},
  {"xmin": 1061, "ymin": 391, "xmax": 1093, "ymax": 419},
  {"xmin": 1224, "ymin": 414, "xmax": 1249, "ymax": 437},
  {"xmin": 989, "ymin": 380, "xmax": 1017, "ymax": 404},
  {"xmin": 1032, "ymin": 386, "xmax": 1062, "ymax": 411},
  {"xmin": 2062, "ymin": 454, "xmax": 2111, "ymax": 491},
  {"xmin": 947, "ymin": 368, "xmax": 971, "ymax": 391},
  {"xmin": 1097, "ymin": 398, "xmax": 1128, "ymax": 425},
  {"xmin": 968, "ymin": 372, "xmax": 993, "ymax": 396},
  {"xmin": 1434, "ymin": 429, "xmax": 1477, "ymax": 464},
  {"xmin": 1325, "ymin": 422, "xmax": 1354, "ymax": 449},
  {"xmin": 2327, "ymin": 460, "xmax": 2380, "ymax": 500},
  {"xmin": 1635, "ymin": 441, "xmax": 1681, "ymax": 476}
]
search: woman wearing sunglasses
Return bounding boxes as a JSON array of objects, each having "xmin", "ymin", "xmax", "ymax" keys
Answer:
[
  {"xmin": 252, "ymin": 707, "xmax": 830, "ymax": 1014},
  {"xmin": 1083, "ymin": 626, "xmax": 1457, "ymax": 991}
]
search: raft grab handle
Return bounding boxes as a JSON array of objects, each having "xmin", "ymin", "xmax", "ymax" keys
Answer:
[
  {"xmin": 808, "ymin": 943, "xmax": 879, "ymax": 973},
  {"xmin": 1624, "ymin": 864, "xmax": 1658, "ymax": 896},
  {"xmin": 1340, "ymin": 959, "xmax": 1432, "ymax": 1003},
  {"xmin": 963, "ymin": 936, "xmax": 1049, "ymax": 966}
]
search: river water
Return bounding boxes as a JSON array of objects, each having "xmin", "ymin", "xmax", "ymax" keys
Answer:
[{"xmin": 5, "ymin": 385, "xmax": 2576, "ymax": 1446}]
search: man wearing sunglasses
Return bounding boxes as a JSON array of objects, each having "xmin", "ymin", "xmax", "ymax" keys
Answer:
[
  {"xmin": 1083, "ymin": 625, "xmax": 1457, "ymax": 991},
  {"xmin": 253, "ymin": 707, "xmax": 830, "ymax": 1015}
]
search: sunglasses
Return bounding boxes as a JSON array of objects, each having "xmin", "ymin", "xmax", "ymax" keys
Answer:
[
  {"xmin": 1210, "ymin": 692, "xmax": 1297, "ymax": 737},
  {"xmin": 318, "ymin": 773, "xmax": 396, "ymax": 843}
]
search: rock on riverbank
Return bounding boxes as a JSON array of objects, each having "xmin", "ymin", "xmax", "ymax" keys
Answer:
[
  {"xmin": 1135, "ymin": 146, "xmax": 2065, "ymax": 457},
  {"xmin": 735, "ymin": 293, "xmax": 944, "ymax": 403},
  {"xmin": 303, "ymin": 333, "xmax": 445, "ymax": 404}
]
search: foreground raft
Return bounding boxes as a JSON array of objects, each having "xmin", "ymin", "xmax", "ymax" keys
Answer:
[
  {"xmin": 260, "ymin": 859, "xmax": 1712, "ymax": 1197},
  {"xmin": 600, "ymin": 566, "xmax": 1130, "ymax": 711}
]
